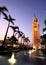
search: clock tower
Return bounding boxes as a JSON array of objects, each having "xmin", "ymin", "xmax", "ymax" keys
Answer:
[{"xmin": 32, "ymin": 17, "xmax": 40, "ymax": 49}]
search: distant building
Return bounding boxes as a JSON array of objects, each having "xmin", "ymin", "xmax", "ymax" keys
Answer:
[{"xmin": 32, "ymin": 17, "xmax": 40, "ymax": 49}]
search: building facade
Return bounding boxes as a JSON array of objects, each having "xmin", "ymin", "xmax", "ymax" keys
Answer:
[{"xmin": 32, "ymin": 17, "xmax": 40, "ymax": 49}]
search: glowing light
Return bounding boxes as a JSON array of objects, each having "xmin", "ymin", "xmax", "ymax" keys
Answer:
[
  {"xmin": 8, "ymin": 53, "xmax": 16, "ymax": 65},
  {"xmin": 33, "ymin": 45, "xmax": 37, "ymax": 50},
  {"xmin": 41, "ymin": 33, "xmax": 43, "ymax": 36},
  {"xmin": 34, "ymin": 28, "xmax": 37, "ymax": 31},
  {"xmin": 28, "ymin": 50, "xmax": 35, "ymax": 54}
]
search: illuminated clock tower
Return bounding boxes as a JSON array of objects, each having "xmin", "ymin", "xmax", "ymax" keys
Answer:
[{"xmin": 32, "ymin": 17, "xmax": 40, "ymax": 49}]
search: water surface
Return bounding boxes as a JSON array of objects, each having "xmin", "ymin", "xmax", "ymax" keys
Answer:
[{"xmin": 0, "ymin": 50, "xmax": 46, "ymax": 65}]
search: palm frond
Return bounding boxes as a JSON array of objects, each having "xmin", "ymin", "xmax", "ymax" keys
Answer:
[
  {"xmin": 10, "ymin": 26, "xmax": 19, "ymax": 31},
  {"xmin": 3, "ymin": 6, "xmax": 8, "ymax": 12},
  {"xmin": 43, "ymin": 28, "xmax": 46, "ymax": 32},
  {"xmin": 10, "ymin": 20, "xmax": 14, "ymax": 25},
  {"xmin": 44, "ymin": 20, "xmax": 46, "ymax": 26},
  {"xmin": 9, "ymin": 15, "xmax": 15, "ymax": 21},
  {"xmin": 3, "ymin": 12, "xmax": 8, "ymax": 18}
]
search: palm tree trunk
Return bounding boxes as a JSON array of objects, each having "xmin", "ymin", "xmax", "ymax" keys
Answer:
[{"xmin": 2, "ymin": 22, "xmax": 10, "ymax": 47}]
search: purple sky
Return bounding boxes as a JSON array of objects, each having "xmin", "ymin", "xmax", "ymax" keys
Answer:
[{"xmin": 0, "ymin": 0, "xmax": 46, "ymax": 40}]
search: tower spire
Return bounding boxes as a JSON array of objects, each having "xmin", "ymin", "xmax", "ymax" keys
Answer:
[{"xmin": 34, "ymin": 13, "xmax": 36, "ymax": 18}]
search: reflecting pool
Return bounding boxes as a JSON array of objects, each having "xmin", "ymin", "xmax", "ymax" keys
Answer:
[{"xmin": 0, "ymin": 50, "xmax": 46, "ymax": 65}]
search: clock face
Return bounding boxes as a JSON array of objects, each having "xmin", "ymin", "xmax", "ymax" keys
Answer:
[
  {"xmin": 34, "ymin": 28, "xmax": 37, "ymax": 31},
  {"xmin": 34, "ymin": 26, "xmax": 37, "ymax": 31}
]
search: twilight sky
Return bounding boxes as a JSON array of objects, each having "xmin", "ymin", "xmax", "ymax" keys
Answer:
[{"xmin": 0, "ymin": 0, "xmax": 46, "ymax": 40}]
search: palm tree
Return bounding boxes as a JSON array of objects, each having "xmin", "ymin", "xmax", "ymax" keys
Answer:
[
  {"xmin": 16, "ymin": 31, "xmax": 25, "ymax": 49},
  {"xmin": 7, "ymin": 26, "xmax": 19, "ymax": 48},
  {"xmin": 22, "ymin": 34, "xmax": 25, "ymax": 45},
  {"xmin": 9, "ymin": 26, "xmax": 19, "ymax": 36},
  {"xmin": 43, "ymin": 20, "xmax": 46, "ymax": 33},
  {"xmin": 2, "ymin": 14, "xmax": 15, "ymax": 47},
  {"xmin": 43, "ymin": 28, "xmax": 46, "ymax": 32},
  {"xmin": 41, "ymin": 20, "xmax": 46, "ymax": 51},
  {"xmin": 5, "ymin": 36, "xmax": 11, "ymax": 45},
  {"xmin": 18, "ymin": 31, "xmax": 23, "ymax": 38},
  {"xmin": 24, "ymin": 37, "xmax": 30, "ymax": 46},
  {"xmin": 17, "ymin": 31, "xmax": 24, "ymax": 44},
  {"xmin": 0, "ymin": 6, "xmax": 8, "ymax": 17},
  {"xmin": 22, "ymin": 37, "xmax": 30, "ymax": 50},
  {"xmin": 24, "ymin": 37, "xmax": 30, "ymax": 42},
  {"xmin": 44, "ymin": 20, "xmax": 46, "ymax": 26},
  {"xmin": 10, "ymin": 35, "xmax": 18, "ymax": 47}
]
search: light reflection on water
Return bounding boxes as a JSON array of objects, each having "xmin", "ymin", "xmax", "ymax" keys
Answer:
[
  {"xmin": 28, "ymin": 50, "xmax": 45, "ymax": 60},
  {"xmin": 8, "ymin": 53, "xmax": 16, "ymax": 65},
  {"xmin": 0, "ymin": 50, "xmax": 46, "ymax": 65},
  {"xmin": 28, "ymin": 50, "xmax": 36, "ymax": 55}
]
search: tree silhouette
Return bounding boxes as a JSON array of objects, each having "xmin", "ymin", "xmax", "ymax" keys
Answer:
[
  {"xmin": 24, "ymin": 37, "xmax": 30, "ymax": 43},
  {"xmin": 10, "ymin": 35, "xmax": 18, "ymax": 48},
  {"xmin": 2, "ymin": 14, "xmax": 15, "ymax": 47},
  {"xmin": 18, "ymin": 31, "xmax": 23, "ymax": 38},
  {"xmin": 10, "ymin": 26, "xmax": 19, "ymax": 36},
  {"xmin": 43, "ymin": 20, "xmax": 46, "ymax": 33},
  {"xmin": 43, "ymin": 28, "xmax": 46, "ymax": 32},
  {"xmin": 17, "ymin": 31, "xmax": 24, "ymax": 44},
  {"xmin": 0, "ymin": 6, "xmax": 8, "ymax": 17},
  {"xmin": 44, "ymin": 20, "xmax": 46, "ymax": 26},
  {"xmin": 22, "ymin": 34, "xmax": 25, "ymax": 45},
  {"xmin": 41, "ymin": 20, "xmax": 46, "ymax": 49},
  {"xmin": 22, "ymin": 37, "xmax": 30, "ymax": 50}
]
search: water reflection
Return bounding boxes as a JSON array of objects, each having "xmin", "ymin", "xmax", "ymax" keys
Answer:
[
  {"xmin": 27, "ymin": 50, "xmax": 45, "ymax": 60},
  {"xmin": 0, "ymin": 50, "xmax": 46, "ymax": 65},
  {"xmin": 0, "ymin": 55, "xmax": 9, "ymax": 65},
  {"xmin": 8, "ymin": 53, "xmax": 16, "ymax": 65},
  {"xmin": 28, "ymin": 50, "xmax": 35, "ymax": 55}
]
